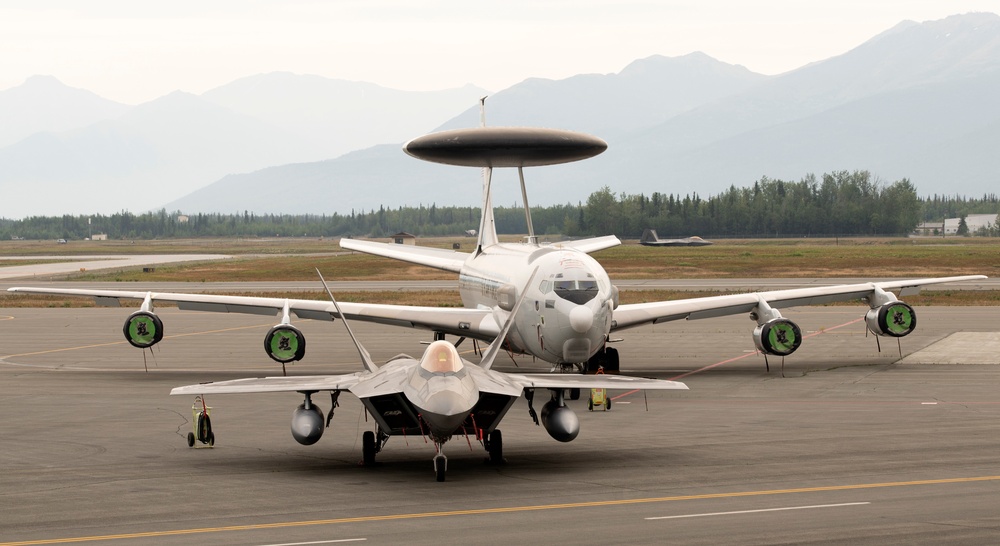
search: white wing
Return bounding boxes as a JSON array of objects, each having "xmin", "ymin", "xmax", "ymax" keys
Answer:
[
  {"xmin": 611, "ymin": 275, "xmax": 987, "ymax": 330},
  {"xmin": 170, "ymin": 373, "xmax": 364, "ymax": 395},
  {"xmin": 339, "ymin": 238, "xmax": 468, "ymax": 272},
  {"xmin": 6, "ymin": 287, "xmax": 498, "ymax": 340},
  {"xmin": 505, "ymin": 373, "xmax": 687, "ymax": 391}
]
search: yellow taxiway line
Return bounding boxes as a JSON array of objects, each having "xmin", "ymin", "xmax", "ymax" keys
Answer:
[{"xmin": 3, "ymin": 474, "xmax": 1000, "ymax": 545}]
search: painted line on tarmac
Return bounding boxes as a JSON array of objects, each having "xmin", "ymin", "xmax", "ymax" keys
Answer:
[
  {"xmin": 645, "ymin": 502, "xmax": 870, "ymax": 520},
  {"xmin": 262, "ymin": 538, "xmax": 368, "ymax": 546},
  {"xmin": 612, "ymin": 317, "xmax": 864, "ymax": 401},
  {"xmin": 2, "ymin": 475, "xmax": 998, "ymax": 546},
  {"xmin": 0, "ymin": 323, "xmax": 270, "ymax": 362}
]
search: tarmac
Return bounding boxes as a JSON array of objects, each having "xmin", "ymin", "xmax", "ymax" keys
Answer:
[{"xmin": 1, "ymin": 305, "xmax": 999, "ymax": 545}]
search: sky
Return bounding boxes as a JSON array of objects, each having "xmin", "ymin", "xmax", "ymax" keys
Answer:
[{"xmin": 1, "ymin": 1, "xmax": 998, "ymax": 105}]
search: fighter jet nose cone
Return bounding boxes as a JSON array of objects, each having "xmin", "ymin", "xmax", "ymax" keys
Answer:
[{"xmin": 569, "ymin": 305, "xmax": 594, "ymax": 334}]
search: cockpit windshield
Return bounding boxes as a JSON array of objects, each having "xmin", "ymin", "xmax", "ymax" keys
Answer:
[
  {"xmin": 553, "ymin": 279, "xmax": 599, "ymax": 305},
  {"xmin": 419, "ymin": 340, "xmax": 464, "ymax": 373}
]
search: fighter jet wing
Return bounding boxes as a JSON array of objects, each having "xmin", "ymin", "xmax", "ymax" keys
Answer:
[
  {"xmin": 505, "ymin": 373, "xmax": 688, "ymax": 391},
  {"xmin": 610, "ymin": 275, "xmax": 987, "ymax": 331},
  {"xmin": 6, "ymin": 287, "xmax": 499, "ymax": 340},
  {"xmin": 170, "ymin": 373, "xmax": 364, "ymax": 395}
]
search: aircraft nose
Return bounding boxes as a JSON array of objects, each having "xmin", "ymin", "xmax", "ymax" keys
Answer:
[{"xmin": 569, "ymin": 305, "xmax": 594, "ymax": 333}]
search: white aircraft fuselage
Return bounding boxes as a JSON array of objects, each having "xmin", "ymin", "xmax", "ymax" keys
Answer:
[{"xmin": 458, "ymin": 243, "xmax": 614, "ymax": 365}]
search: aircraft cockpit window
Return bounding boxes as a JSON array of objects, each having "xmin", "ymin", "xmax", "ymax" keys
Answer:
[
  {"xmin": 419, "ymin": 341, "xmax": 464, "ymax": 373},
  {"xmin": 554, "ymin": 279, "xmax": 599, "ymax": 305}
]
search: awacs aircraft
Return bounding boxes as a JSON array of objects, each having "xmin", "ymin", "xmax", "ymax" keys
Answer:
[
  {"xmin": 169, "ymin": 271, "xmax": 687, "ymax": 481},
  {"xmin": 6, "ymin": 109, "xmax": 987, "ymax": 379}
]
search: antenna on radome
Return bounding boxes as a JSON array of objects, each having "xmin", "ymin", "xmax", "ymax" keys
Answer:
[{"xmin": 479, "ymin": 96, "xmax": 488, "ymax": 127}]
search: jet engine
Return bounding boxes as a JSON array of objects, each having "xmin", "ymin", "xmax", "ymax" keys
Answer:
[
  {"xmin": 265, "ymin": 324, "xmax": 306, "ymax": 363},
  {"xmin": 291, "ymin": 401, "xmax": 324, "ymax": 445},
  {"xmin": 123, "ymin": 310, "xmax": 164, "ymax": 348},
  {"xmin": 865, "ymin": 301, "xmax": 916, "ymax": 337},
  {"xmin": 540, "ymin": 399, "xmax": 580, "ymax": 442},
  {"xmin": 752, "ymin": 317, "xmax": 802, "ymax": 356}
]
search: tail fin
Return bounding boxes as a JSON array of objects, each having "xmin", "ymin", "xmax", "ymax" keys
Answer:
[
  {"xmin": 317, "ymin": 269, "xmax": 379, "ymax": 373},
  {"xmin": 640, "ymin": 229, "xmax": 659, "ymax": 244},
  {"xmin": 480, "ymin": 267, "xmax": 539, "ymax": 370},
  {"xmin": 475, "ymin": 96, "xmax": 499, "ymax": 253}
]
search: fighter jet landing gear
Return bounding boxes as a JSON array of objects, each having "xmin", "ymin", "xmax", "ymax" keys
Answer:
[
  {"xmin": 484, "ymin": 429, "xmax": 504, "ymax": 465},
  {"xmin": 434, "ymin": 444, "xmax": 448, "ymax": 482},
  {"xmin": 362, "ymin": 427, "xmax": 389, "ymax": 466}
]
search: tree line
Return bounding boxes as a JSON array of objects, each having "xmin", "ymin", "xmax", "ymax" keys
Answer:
[{"xmin": 3, "ymin": 171, "xmax": 998, "ymax": 241}]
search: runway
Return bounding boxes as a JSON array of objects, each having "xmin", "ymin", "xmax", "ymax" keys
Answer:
[{"xmin": 1, "ymin": 306, "xmax": 999, "ymax": 544}]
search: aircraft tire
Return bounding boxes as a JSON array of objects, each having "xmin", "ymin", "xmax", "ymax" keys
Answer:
[
  {"xmin": 488, "ymin": 430, "xmax": 503, "ymax": 464},
  {"xmin": 362, "ymin": 431, "xmax": 377, "ymax": 465}
]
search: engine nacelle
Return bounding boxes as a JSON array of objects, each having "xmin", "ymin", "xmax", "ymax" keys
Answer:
[
  {"xmin": 865, "ymin": 302, "xmax": 916, "ymax": 337},
  {"xmin": 291, "ymin": 403, "xmax": 324, "ymax": 445},
  {"xmin": 540, "ymin": 400, "xmax": 580, "ymax": 442},
  {"xmin": 265, "ymin": 325, "xmax": 306, "ymax": 363},
  {"xmin": 753, "ymin": 318, "xmax": 802, "ymax": 356},
  {"xmin": 123, "ymin": 311, "xmax": 164, "ymax": 348}
]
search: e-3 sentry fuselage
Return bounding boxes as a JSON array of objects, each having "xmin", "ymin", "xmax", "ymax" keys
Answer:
[{"xmin": 340, "ymin": 125, "xmax": 620, "ymax": 369}]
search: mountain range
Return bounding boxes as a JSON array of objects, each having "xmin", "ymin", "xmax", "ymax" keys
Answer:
[{"xmin": 2, "ymin": 12, "xmax": 998, "ymax": 219}]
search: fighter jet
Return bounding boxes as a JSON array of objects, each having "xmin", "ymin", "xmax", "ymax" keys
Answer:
[{"xmin": 170, "ymin": 270, "xmax": 687, "ymax": 481}]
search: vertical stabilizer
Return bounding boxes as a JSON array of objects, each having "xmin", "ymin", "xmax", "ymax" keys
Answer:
[{"xmin": 475, "ymin": 96, "xmax": 499, "ymax": 253}]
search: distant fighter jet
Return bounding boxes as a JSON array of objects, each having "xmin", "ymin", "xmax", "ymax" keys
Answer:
[{"xmin": 639, "ymin": 229, "xmax": 713, "ymax": 247}]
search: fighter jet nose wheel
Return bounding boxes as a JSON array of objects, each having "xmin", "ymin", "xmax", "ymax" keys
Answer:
[{"xmin": 434, "ymin": 454, "xmax": 447, "ymax": 482}]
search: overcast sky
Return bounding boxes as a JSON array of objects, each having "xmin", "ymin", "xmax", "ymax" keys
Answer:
[{"xmin": 1, "ymin": 1, "xmax": 997, "ymax": 104}]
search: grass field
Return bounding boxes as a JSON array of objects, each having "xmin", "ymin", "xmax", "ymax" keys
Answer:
[{"xmin": 2, "ymin": 236, "xmax": 996, "ymax": 307}]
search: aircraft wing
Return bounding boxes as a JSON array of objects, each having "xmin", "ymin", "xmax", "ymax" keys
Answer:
[
  {"xmin": 170, "ymin": 373, "xmax": 364, "ymax": 395},
  {"xmin": 6, "ymin": 287, "xmax": 499, "ymax": 340},
  {"xmin": 339, "ymin": 238, "xmax": 469, "ymax": 273},
  {"xmin": 610, "ymin": 275, "xmax": 987, "ymax": 331},
  {"xmin": 549, "ymin": 235, "xmax": 621, "ymax": 254},
  {"xmin": 505, "ymin": 373, "xmax": 688, "ymax": 391}
]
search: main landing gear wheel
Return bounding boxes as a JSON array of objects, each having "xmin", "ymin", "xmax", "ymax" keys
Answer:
[
  {"xmin": 362, "ymin": 430, "xmax": 377, "ymax": 466},
  {"xmin": 487, "ymin": 430, "xmax": 504, "ymax": 465},
  {"xmin": 569, "ymin": 388, "xmax": 580, "ymax": 400}
]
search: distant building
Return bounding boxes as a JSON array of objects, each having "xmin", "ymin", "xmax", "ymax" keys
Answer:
[
  {"xmin": 177, "ymin": 215, "xmax": 190, "ymax": 223},
  {"xmin": 91, "ymin": 233, "xmax": 108, "ymax": 241},
  {"xmin": 391, "ymin": 232, "xmax": 417, "ymax": 245},
  {"xmin": 914, "ymin": 214, "xmax": 997, "ymax": 236}
]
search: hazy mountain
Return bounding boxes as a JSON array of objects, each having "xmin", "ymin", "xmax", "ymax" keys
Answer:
[
  {"xmin": 164, "ymin": 12, "xmax": 1000, "ymax": 216},
  {"xmin": 435, "ymin": 52, "xmax": 768, "ymax": 139},
  {"xmin": 165, "ymin": 53, "xmax": 773, "ymax": 214},
  {"xmin": 0, "ymin": 75, "xmax": 130, "ymax": 148},
  {"xmin": 0, "ymin": 76, "xmax": 485, "ymax": 218},
  {"xmin": 607, "ymin": 12, "xmax": 1000, "ymax": 197},
  {"xmin": 0, "ymin": 92, "xmax": 300, "ymax": 216},
  {"xmin": 201, "ymin": 73, "xmax": 488, "ymax": 161}
]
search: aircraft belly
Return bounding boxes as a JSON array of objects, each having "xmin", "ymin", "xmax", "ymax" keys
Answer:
[{"xmin": 361, "ymin": 394, "xmax": 421, "ymax": 435}]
